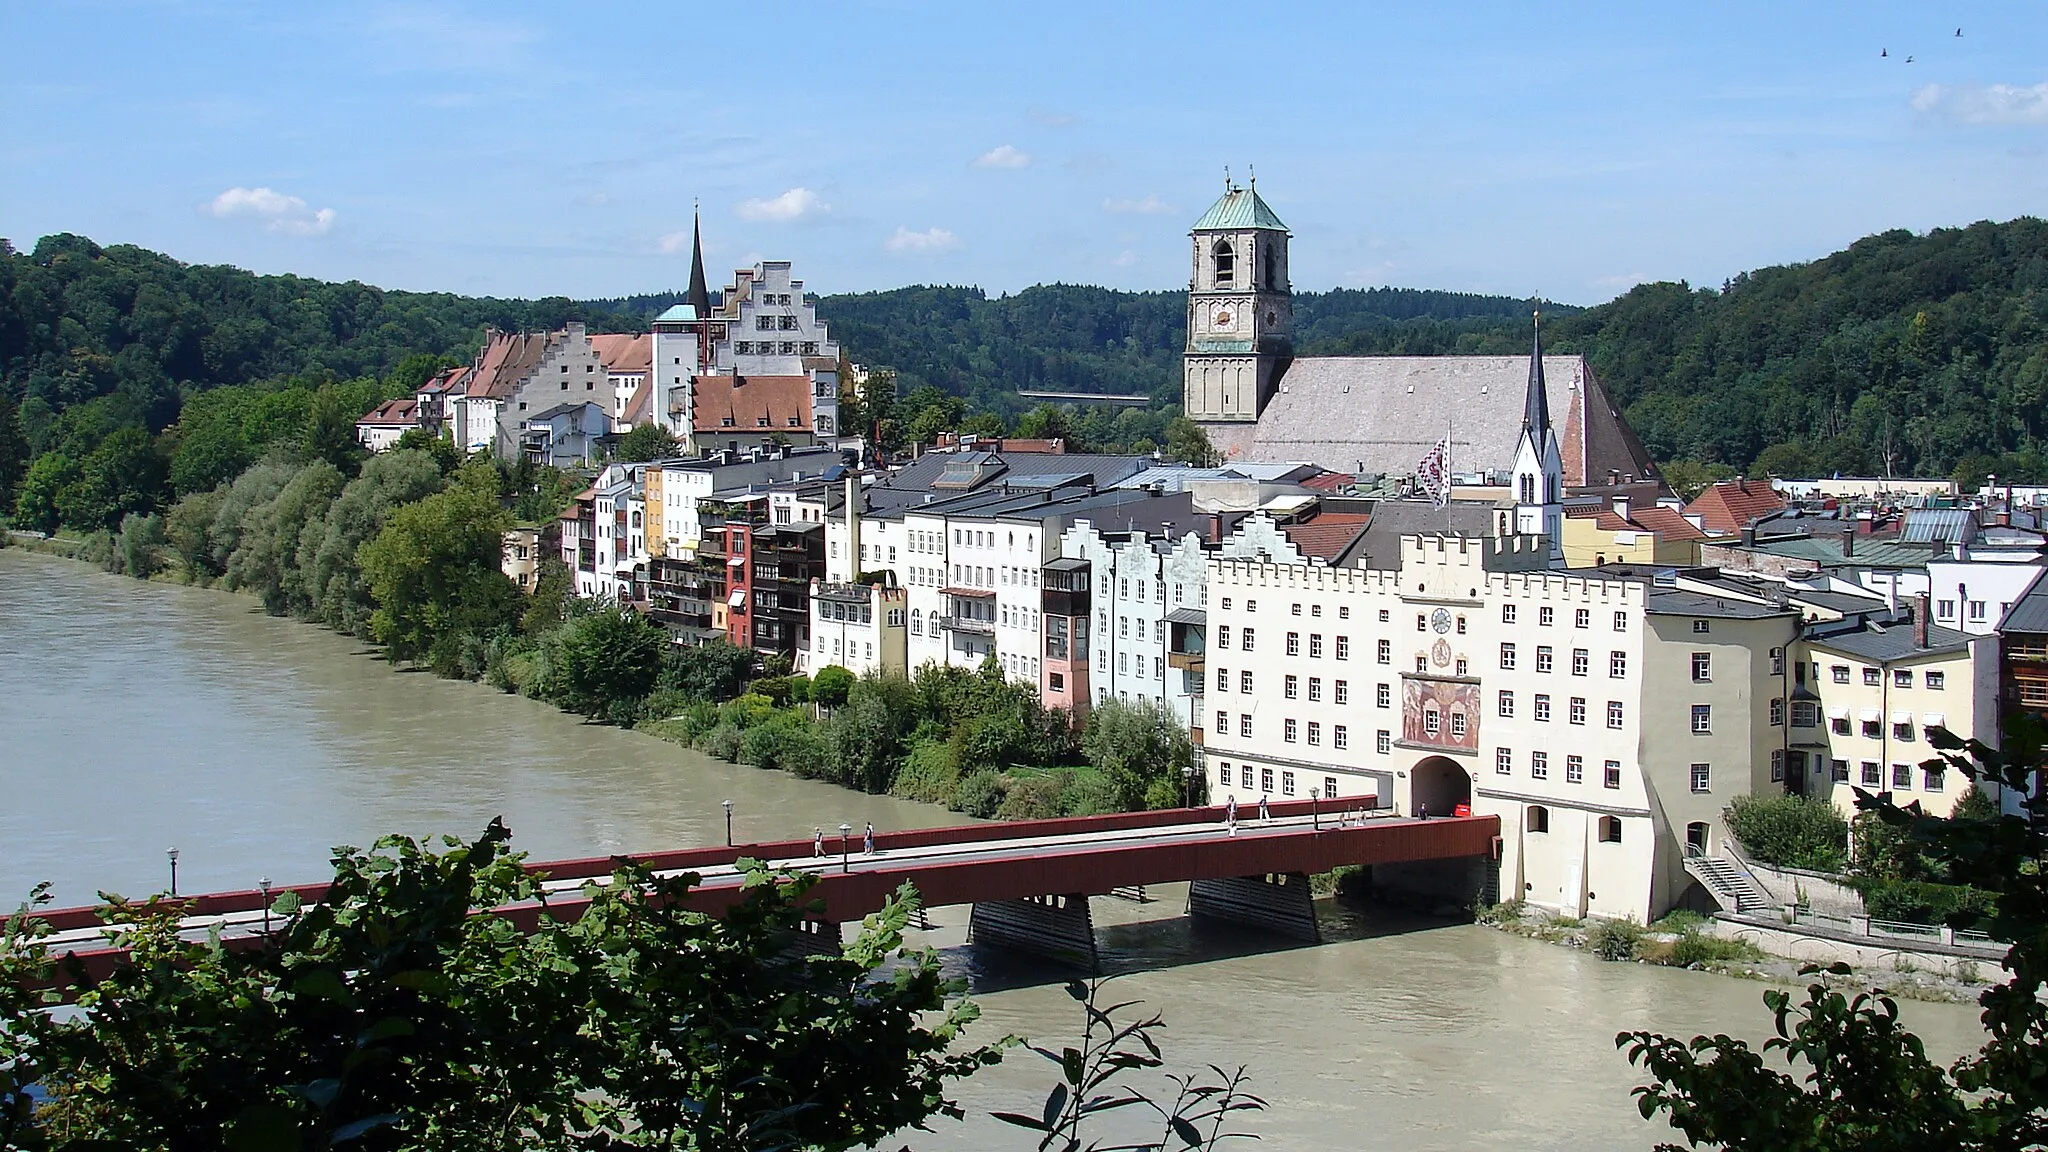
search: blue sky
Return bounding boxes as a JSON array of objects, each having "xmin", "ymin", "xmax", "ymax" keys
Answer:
[{"xmin": 4, "ymin": 1, "xmax": 2045, "ymax": 304}]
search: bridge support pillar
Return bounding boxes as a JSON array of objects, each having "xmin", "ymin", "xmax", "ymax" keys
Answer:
[
  {"xmin": 968, "ymin": 894, "xmax": 1098, "ymax": 971},
  {"xmin": 1188, "ymin": 873, "xmax": 1320, "ymax": 943}
]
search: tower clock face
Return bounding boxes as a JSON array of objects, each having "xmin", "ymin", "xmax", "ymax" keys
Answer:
[
  {"xmin": 1212, "ymin": 305, "xmax": 1234, "ymax": 328},
  {"xmin": 1431, "ymin": 608, "xmax": 1453, "ymax": 634}
]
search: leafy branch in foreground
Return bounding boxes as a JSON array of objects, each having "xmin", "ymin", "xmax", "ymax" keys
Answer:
[
  {"xmin": 1618, "ymin": 715, "xmax": 2048, "ymax": 1151},
  {"xmin": 994, "ymin": 975, "xmax": 1264, "ymax": 1152}
]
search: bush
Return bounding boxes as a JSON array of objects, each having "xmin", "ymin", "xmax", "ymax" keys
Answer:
[
  {"xmin": 997, "ymin": 771, "xmax": 1070, "ymax": 821},
  {"xmin": 739, "ymin": 716, "xmax": 830, "ymax": 776},
  {"xmin": 1059, "ymin": 774, "xmax": 1121, "ymax": 817},
  {"xmin": 1726, "ymin": 793, "xmax": 1848, "ymax": 872},
  {"xmin": 1650, "ymin": 909, "xmax": 1710, "ymax": 934},
  {"xmin": 951, "ymin": 769, "xmax": 1007, "ymax": 819},
  {"xmin": 700, "ymin": 722, "xmax": 743, "ymax": 762},
  {"xmin": 812, "ymin": 665, "xmax": 856, "ymax": 709},
  {"xmin": 893, "ymin": 740, "xmax": 961, "ymax": 805},
  {"xmin": 1860, "ymin": 879, "xmax": 1996, "ymax": 927},
  {"xmin": 1666, "ymin": 929, "xmax": 1761, "ymax": 967},
  {"xmin": 1588, "ymin": 917, "xmax": 1643, "ymax": 962}
]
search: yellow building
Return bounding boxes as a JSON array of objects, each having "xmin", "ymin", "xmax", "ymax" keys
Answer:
[{"xmin": 1560, "ymin": 501, "xmax": 1706, "ymax": 569}]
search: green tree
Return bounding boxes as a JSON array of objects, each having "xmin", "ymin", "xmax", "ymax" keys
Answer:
[
  {"xmin": 163, "ymin": 487, "xmax": 226, "ymax": 581},
  {"xmin": 0, "ymin": 394, "xmax": 28, "ymax": 506},
  {"xmin": 303, "ymin": 449, "xmax": 448, "ymax": 635},
  {"xmin": 223, "ymin": 461, "xmax": 346, "ymax": 615},
  {"xmin": 553, "ymin": 604, "xmax": 668, "ymax": 718},
  {"xmin": 1013, "ymin": 403, "xmax": 1070, "ymax": 442},
  {"xmin": 112, "ymin": 512, "xmax": 166, "ymax": 579},
  {"xmin": 1082, "ymin": 698, "xmax": 1198, "ymax": 811},
  {"xmin": 811, "ymin": 664, "xmax": 856, "ymax": 709},
  {"xmin": 393, "ymin": 426, "xmax": 462, "ymax": 474},
  {"xmin": 357, "ymin": 484, "xmax": 519, "ymax": 663},
  {"xmin": 1164, "ymin": 416, "xmax": 1221, "ymax": 467},
  {"xmin": 659, "ymin": 641, "xmax": 757, "ymax": 702},
  {"xmin": 303, "ymin": 386, "xmax": 366, "ymax": 477},
  {"xmin": 10, "ymin": 452, "xmax": 76, "ymax": 534},
  {"xmin": 614, "ymin": 422, "xmax": 678, "ymax": 463}
]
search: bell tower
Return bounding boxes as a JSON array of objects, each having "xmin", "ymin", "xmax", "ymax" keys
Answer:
[
  {"xmin": 1511, "ymin": 310, "xmax": 1564, "ymax": 564},
  {"xmin": 1183, "ymin": 173, "xmax": 1292, "ymax": 423}
]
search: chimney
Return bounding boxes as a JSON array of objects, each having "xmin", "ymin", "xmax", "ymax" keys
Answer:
[
  {"xmin": 1914, "ymin": 592, "xmax": 1930, "ymax": 648},
  {"xmin": 843, "ymin": 473, "xmax": 862, "ymax": 579},
  {"xmin": 1740, "ymin": 524, "xmax": 1756, "ymax": 547},
  {"xmin": 1612, "ymin": 496, "xmax": 1630, "ymax": 519},
  {"xmin": 1839, "ymin": 524, "xmax": 1854, "ymax": 558}
]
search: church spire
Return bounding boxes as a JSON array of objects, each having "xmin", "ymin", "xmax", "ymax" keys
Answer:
[
  {"xmin": 1522, "ymin": 308, "xmax": 1550, "ymax": 437},
  {"xmin": 686, "ymin": 206, "xmax": 711, "ymax": 318}
]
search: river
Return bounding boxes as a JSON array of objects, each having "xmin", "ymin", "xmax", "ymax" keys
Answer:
[{"xmin": 0, "ymin": 548, "xmax": 1987, "ymax": 1149}]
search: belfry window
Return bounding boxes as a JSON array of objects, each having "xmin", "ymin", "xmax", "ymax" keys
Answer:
[
  {"xmin": 1519, "ymin": 474, "xmax": 1535, "ymax": 504},
  {"xmin": 1212, "ymin": 239, "xmax": 1235, "ymax": 285},
  {"xmin": 1263, "ymin": 242, "xmax": 1276, "ymax": 288}
]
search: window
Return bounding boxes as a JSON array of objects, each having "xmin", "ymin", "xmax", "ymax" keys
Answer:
[
  {"xmin": 1285, "ymin": 674, "xmax": 1299, "ymax": 699},
  {"xmin": 1212, "ymin": 238, "xmax": 1235, "ymax": 284},
  {"xmin": 1691, "ymin": 652, "xmax": 1712, "ymax": 682},
  {"xmin": 1689, "ymin": 763, "xmax": 1711, "ymax": 793},
  {"xmin": 1500, "ymin": 642, "xmax": 1517, "ymax": 669},
  {"xmin": 1334, "ymin": 725, "xmax": 1348, "ymax": 749},
  {"xmin": 1894, "ymin": 722, "xmax": 1913, "ymax": 742},
  {"xmin": 1260, "ymin": 767, "xmax": 1274, "ymax": 792},
  {"xmin": 1376, "ymin": 683, "xmax": 1390, "ymax": 708},
  {"xmin": 1456, "ymin": 658, "xmax": 1468, "ymax": 676},
  {"xmin": 1770, "ymin": 647, "xmax": 1785, "ymax": 675},
  {"xmin": 1502, "ymin": 604, "xmax": 1518, "ymax": 624},
  {"xmin": 1894, "ymin": 669, "xmax": 1913, "ymax": 688},
  {"xmin": 1307, "ymin": 722, "xmax": 1321, "ymax": 746},
  {"xmin": 1308, "ymin": 677, "xmax": 1323, "ymax": 701},
  {"xmin": 1770, "ymin": 749, "xmax": 1785, "ymax": 781},
  {"xmin": 1607, "ymin": 700, "xmax": 1624, "ymax": 729},
  {"xmin": 1217, "ymin": 667, "xmax": 1228, "ymax": 693},
  {"xmin": 1792, "ymin": 701, "xmax": 1817, "ymax": 727},
  {"xmin": 1691, "ymin": 705, "xmax": 1712, "ymax": 734},
  {"xmin": 1539, "ymin": 606, "xmax": 1554, "ymax": 627},
  {"xmin": 1692, "ymin": 619, "xmax": 1710, "ymax": 634},
  {"xmin": 1310, "ymin": 634, "xmax": 1324, "ymax": 658},
  {"xmin": 1217, "ymin": 625, "xmax": 1231, "ymax": 649},
  {"xmin": 1423, "ymin": 709, "xmax": 1440, "ymax": 736},
  {"xmin": 1218, "ymin": 763, "xmax": 1232, "ymax": 786},
  {"xmin": 1246, "ymin": 600, "xmax": 1256, "ymax": 612},
  {"xmin": 1863, "ymin": 667, "xmax": 1881, "ymax": 686},
  {"xmin": 1455, "ymin": 614, "xmax": 1467, "ymax": 635},
  {"xmin": 1565, "ymin": 697, "xmax": 1584, "ymax": 725},
  {"xmin": 1832, "ymin": 664, "xmax": 1850, "ymax": 683},
  {"xmin": 1599, "ymin": 816, "xmax": 1622, "ymax": 844},
  {"xmin": 1282, "ymin": 771, "xmax": 1297, "ymax": 796},
  {"xmin": 1970, "ymin": 600, "xmax": 1987, "ymax": 622},
  {"xmin": 1527, "ymin": 805, "xmax": 1551, "ymax": 833},
  {"xmin": 1240, "ymin": 715, "xmax": 1252, "ymax": 738},
  {"xmin": 1610, "ymin": 651, "xmax": 1627, "ymax": 678},
  {"xmin": 1769, "ymin": 698, "xmax": 1785, "ymax": 726},
  {"xmin": 1925, "ymin": 670, "xmax": 1946, "ymax": 689},
  {"xmin": 1494, "ymin": 746, "xmax": 1516, "ymax": 775},
  {"xmin": 1336, "ymin": 636, "xmax": 1350, "ymax": 660},
  {"xmin": 1536, "ymin": 646, "xmax": 1554, "ymax": 673},
  {"xmin": 1217, "ymin": 710, "xmax": 1229, "ymax": 734},
  {"xmin": 1534, "ymin": 694, "xmax": 1552, "ymax": 722},
  {"xmin": 1240, "ymin": 670, "xmax": 1253, "ymax": 693},
  {"xmin": 1287, "ymin": 632, "xmax": 1301, "ymax": 656},
  {"xmin": 1566, "ymin": 755, "xmax": 1584, "ymax": 784},
  {"xmin": 1832, "ymin": 759, "xmax": 1849, "ymax": 783},
  {"xmin": 1862, "ymin": 718, "xmax": 1881, "ymax": 738},
  {"xmin": 1241, "ymin": 628, "xmax": 1255, "ymax": 652},
  {"xmin": 1531, "ymin": 751, "xmax": 1549, "ymax": 780},
  {"xmin": 1376, "ymin": 730, "xmax": 1391, "ymax": 754},
  {"xmin": 1334, "ymin": 680, "xmax": 1349, "ymax": 704},
  {"xmin": 1861, "ymin": 761, "xmax": 1881, "ymax": 786},
  {"xmin": 1613, "ymin": 611, "xmax": 1628, "ymax": 632},
  {"xmin": 1220, "ymin": 597, "xmax": 1231, "ymax": 610},
  {"xmin": 1339, "ymin": 606, "xmax": 1349, "ymax": 618},
  {"xmin": 1416, "ymin": 613, "xmax": 1428, "ymax": 632},
  {"xmin": 1498, "ymin": 690, "xmax": 1515, "ymax": 717},
  {"xmin": 1604, "ymin": 760, "xmax": 1622, "ymax": 789},
  {"xmin": 1415, "ymin": 655, "xmax": 1427, "ymax": 674},
  {"xmin": 1892, "ymin": 763, "xmax": 1912, "ymax": 789},
  {"xmin": 1325, "ymin": 777, "xmax": 1339, "ymax": 798},
  {"xmin": 1451, "ymin": 712, "xmax": 1467, "ymax": 738},
  {"xmin": 1924, "ymin": 763, "xmax": 1946, "ymax": 792},
  {"xmin": 1291, "ymin": 603, "xmax": 1302, "ymax": 616},
  {"xmin": 1832, "ymin": 716, "xmax": 1851, "ymax": 735},
  {"xmin": 1285, "ymin": 719, "xmax": 1298, "ymax": 743},
  {"xmin": 1938, "ymin": 599, "xmax": 1956, "ymax": 619},
  {"xmin": 1377, "ymin": 639, "xmax": 1390, "ymax": 664},
  {"xmin": 1571, "ymin": 648, "xmax": 1588, "ymax": 676}
]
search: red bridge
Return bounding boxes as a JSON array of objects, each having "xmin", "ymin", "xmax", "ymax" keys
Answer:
[{"xmin": 31, "ymin": 800, "xmax": 1500, "ymax": 977}]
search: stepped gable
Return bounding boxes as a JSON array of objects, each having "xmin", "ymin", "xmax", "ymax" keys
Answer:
[{"xmin": 1213, "ymin": 354, "xmax": 1655, "ymax": 485}]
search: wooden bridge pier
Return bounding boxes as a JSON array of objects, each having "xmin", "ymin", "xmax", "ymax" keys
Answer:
[
  {"xmin": 1188, "ymin": 872, "xmax": 1321, "ymax": 943},
  {"xmin": 967, "ymin": 893, "xmax": 1099, "ymax": 971}
]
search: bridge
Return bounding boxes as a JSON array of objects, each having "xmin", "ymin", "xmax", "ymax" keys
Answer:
[
  {"xmin": 1014, "ymin": 390, "xmax": 1156, "ymax": 407},
  {"xmin": 28, "ymin": 800, "xmax": 1500, "ymax": 980}
]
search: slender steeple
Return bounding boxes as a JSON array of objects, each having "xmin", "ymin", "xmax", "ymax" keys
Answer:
[
  {"xmin": 1522, "ymin": 308, "xmax": 1550, "ymax": 437},
  {"xmin": 686, "ymin": 207, "xmax": 712, "ymax": 318}
]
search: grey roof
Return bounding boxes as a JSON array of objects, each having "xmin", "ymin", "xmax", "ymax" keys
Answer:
[
  {"xmin": 1350, "ymin": 500, "xmax": 1497, "ymax": 571},
  {"xmin": 868, "ymin": 451, "xmax": 1152, "ymax": 512},
  {"xmin": 1191, "ymin": 186, "xmax": 1288, "ymax": 232},
  {"xmin": 1787, "ymin": 589, "xmax": 1888, "ymax": 616},
  {"xmin": 1113, "ymin": 462, "xmax": 1320, "ymax": 491},
  {"xmin": 1204, "ymin": 355, "xmax": 1655, "ymax": 485},
  {"xmin": 1647, "ymin": 590, "xmax": 1797, "ymax": 620},
  {"xmin": 1899, "ymin": 508, "xmax": 1976, "ymax": 545},
  {"xmin": 1522, "ymin": 319, "xmax": 1549, "ymax": 439},
  {"xmin": 2000, "ymin": 569, "xmax": 2048, "ymax": 635},
  {"xmin": 1805, "ymin": 611, "xmax": 1972, "ymax": 662}
]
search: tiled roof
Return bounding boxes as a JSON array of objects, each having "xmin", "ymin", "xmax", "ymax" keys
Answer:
[
  {"xmin": 621, "ymin": 378, "xmax": 653, "ymax": 427},
  {"xmin": 1684, "ymin": 480, "xmax": 1787, "ymax": 533},
  {"xmin": 1206, "ymin": 355, "xmax": 1655, "ymax": 486},
  {"xmin": 587, "ymin": 333, "xmax": 652, "ymax": 375},
  {"xmin": 691, "ymin": 375, "xmax": 812, "ymax": 435},
  {"xmin": 1299, "ymin": 471, "xmax": 1353, "ymax": 492},
  {"xmin": 465, "ymin": 330, "xmax": 549, "ymax": 400},
  {"xmin": 1191, "ymin": 186, "xmax": 1289, "ymax": 231},
  {"xmin": 1280, "ymin": 512, "xmax": 1371, "ymax": 565},
  {"xmin": 356, "ymin": 398, "xmax": 422, "ymax": 427},
  {"xmin": 1631, "ymin": 505, "xmax": 1708, "ymax": 541}
]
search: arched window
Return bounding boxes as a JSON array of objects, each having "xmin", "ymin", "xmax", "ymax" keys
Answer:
[
  {"xmin": 1526, "ymin": 805, "xmax": 1550, "ymax": 834},
  {"xmin": 1212, "ymin": 239, "xmax": 1235, "ymax": 285},
  {"xmin": 1520, "ymin": 475, "xmax": 1535, "ymax": 504},
  {"xmin": 909, "ymin": 609, "xmax": 922, "ymax": 636},
  {"xmin": 1263, "ymin": 242, "xmax": 1276, "ymax": 289},
  {"xmin": 1598, "ymin": 815, "xmax": 1622, "ymax": 843}
]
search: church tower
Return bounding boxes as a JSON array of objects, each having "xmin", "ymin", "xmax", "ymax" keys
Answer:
[
  {"xmin": 1510, "ymin": 311, "xmax": 1564, "ymax": 563},
  {"xmin": 1183, "ymin": 176, "xmax": 1292, "ymax": 423}
]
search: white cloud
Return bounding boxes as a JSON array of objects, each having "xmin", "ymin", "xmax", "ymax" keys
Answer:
[
  {"xmin": 973, "ymin": 144, "xmax": 1031, "ymax": 169},
  {"xmin": 655, "ymin": 231, "xmax": 692, "ymax": 255},
  {"xmin": 886, "ymin": 226, "xmax": 958, "ymax": 254},
  {"xmin": 1111, "ymin": 250, "xmax": 1140, "ymax": 268},
  {"xmin": 1911, "ymin": 82, "xmax": 2048, "ymax": 125},
  {"xmin": 735, "ymin": 187, "xmax": 827, "ymax": 222},
  {"xmin": 205, "ymin": 186, "xmax": 336, "ymax": 235},
  {"xmin": 1102, "ymin": 194, "xmax": 1174, "ymax": 215}
]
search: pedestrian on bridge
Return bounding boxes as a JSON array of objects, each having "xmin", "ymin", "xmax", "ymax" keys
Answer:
[
  {"xmin": 864, "ymin": 822, "xmax": 876, "ymax": 855},
  {"xmin": 1258, "ymin": 795, "xmax": 1269, "ymax": 823},
  {"xmin": 1226, "ymin": 794, "xmax": 1238, "ymax": 837},
  {"xmin": 814, "ymin": 828, "xmax": 824, "ymax": 857}
]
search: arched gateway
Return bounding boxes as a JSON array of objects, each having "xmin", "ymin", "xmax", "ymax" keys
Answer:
[{"xmin": 1410, "ymin": 755, "xmax": 1472, "ymax": 816}]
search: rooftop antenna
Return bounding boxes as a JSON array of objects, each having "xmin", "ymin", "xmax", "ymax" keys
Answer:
[
  {"xmin": 1223, "ymin": 165, "xmax": 1231, "ymax": 191},
  {"xmin": 1248, "ymin": 163, "xmax": 1256, "ymax": 188}
]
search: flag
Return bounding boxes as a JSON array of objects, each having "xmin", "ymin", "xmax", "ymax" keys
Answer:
[{"xmin": 1417, "ymin": 436, "xmax": 1451, "ymax": 509}]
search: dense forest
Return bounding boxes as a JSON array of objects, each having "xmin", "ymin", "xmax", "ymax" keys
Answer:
[{"xmin": 5, "ymin": 217, "xmax": 2047, "ymax": 529}]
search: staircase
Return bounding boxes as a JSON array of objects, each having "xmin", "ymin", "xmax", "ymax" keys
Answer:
[{"xmin": 1684, "ymin": 850, "xmax": 1771, "ymax": 915}]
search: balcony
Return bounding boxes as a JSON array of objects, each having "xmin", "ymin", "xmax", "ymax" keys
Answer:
[{"xmin": 939, "ymin": 614, "xmax": 996, "ymax": 636}]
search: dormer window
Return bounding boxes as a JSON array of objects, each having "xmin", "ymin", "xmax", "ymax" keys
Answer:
[{"xmin": 1212, "ymin": 239, "xmax": 1235, "ymax": 285}]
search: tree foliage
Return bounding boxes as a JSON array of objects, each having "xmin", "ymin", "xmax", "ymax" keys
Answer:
[
  {"xmin": 356, "ymin": 484, "xmax": 519, "ymax": 664},
  {"xmin": 1082, "ymin": 698, "xmax": 1199, "ymax": 812}
]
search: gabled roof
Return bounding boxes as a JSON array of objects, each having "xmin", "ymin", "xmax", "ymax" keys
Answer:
[
  {"xmin": 464, "ymin": 330, "xmax": 550, "ymax": 400},
  {"xmin": 2001, "ymin": 569, "xmax": 2048, "ymax": 635},
  {"xmin": 1192, "ymin": 185, "xmax": 1289, "ymax": 232},
  {"xmin": 621, "ymin": 378, "xmax": 653, "ymax": 427},
  {"xmin": 587, "ymin": 333, "xmax": 652, "ymax": 375},
  {"xmin": 691, "ymin": 375, "xmax": 811, "ymax": 435},
  {"xmin": 1630, "ymin": 504, "xmax": 1708, "ymax": 542},
  {"xmin": 1806, "ymin": 610, "xmax": 1972, "ymax": 662},
  {"xmin": 1280, "ymin": 512, "xmax": 1371, "ymax": 565},
  {"xmin": 357, "ymin": 398, "xmax": 422, "ymax": 427},
  {"xmin": 1684, "ymin": 479, "xmax": 1788, "ymax": 533}
]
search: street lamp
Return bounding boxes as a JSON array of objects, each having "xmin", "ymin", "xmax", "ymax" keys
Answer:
[
  {"xmin": 258, "ymin": 877, "xmax": 272, "ymax": 937},
  {"xmin": 1183, "ymin": 765, "xmax": 1195, "ymax": 808},
  {"xmin": 166, "ymin": 847, "xmax": 180, "ymax": 897},
  {"xmin": 839, "ymin": 823, "xmax": 853, "ymax": 874},
  {"xmin": 723, "ymin": 799, "xmax": 734, "ymax": 847},
  {"xmin": 1311, "ymin": 791, "xmax": 1320, "ymax": 830}
]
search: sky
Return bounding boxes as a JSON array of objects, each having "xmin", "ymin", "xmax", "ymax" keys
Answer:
[{"xmin": 3, "ymin": 2, "xmax": 2045, "ymax": 306}]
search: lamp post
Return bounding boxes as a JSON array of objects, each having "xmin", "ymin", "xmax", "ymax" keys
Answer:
[
  {"xmin": 166, "ymin": 847, "xmax": 179, "ymax": 898},
  {"xmin": 1311, "ymin": 791, "xmax": 1320, "ymax": 830},
  {"xmin": 1183, "ymin": 765, "xmax": 1195, "ymax": 808},
  {"xmin": 723, "ymin": 799, "xmax": 734, "ymax": 847},
  {"xmin": 839, "ymin": 823, "xmax": 853, "ymax": 874},
  {"xmin": 258, "ymin": 877, "xmax": 272, "ymax": 937}
]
